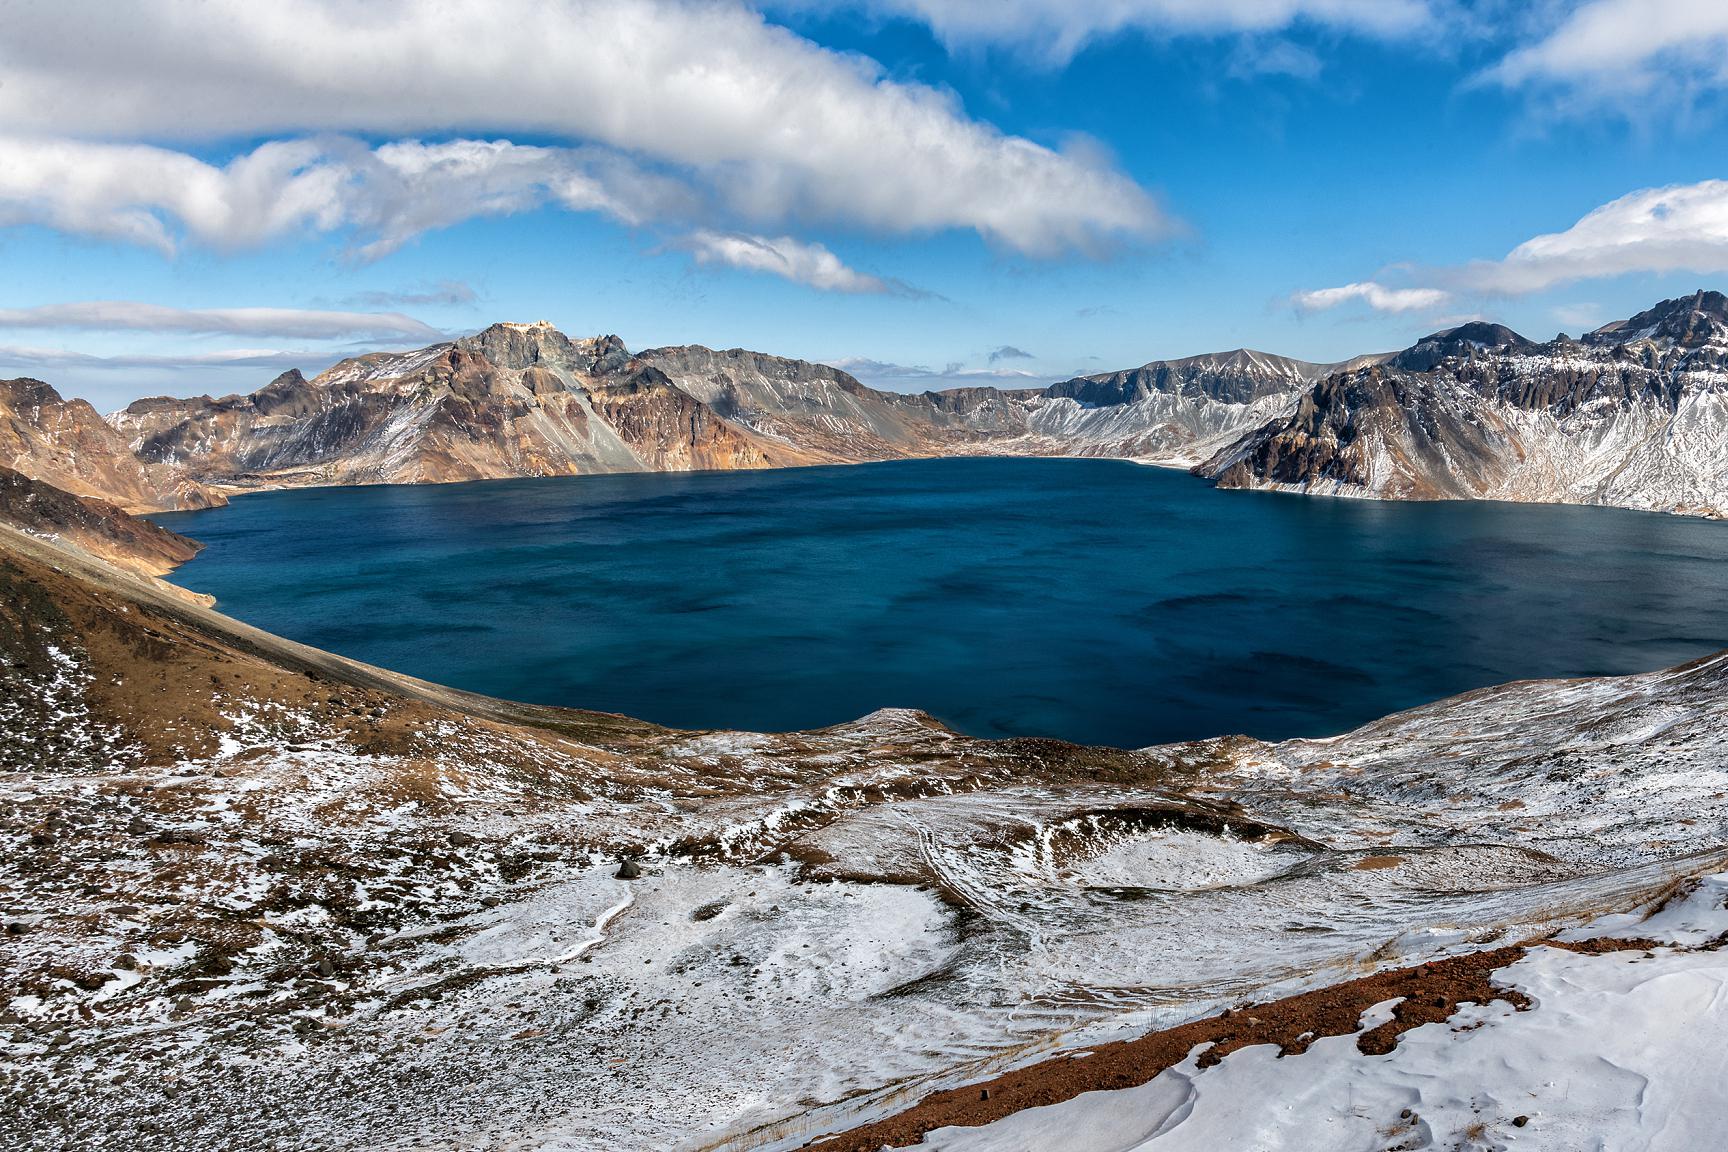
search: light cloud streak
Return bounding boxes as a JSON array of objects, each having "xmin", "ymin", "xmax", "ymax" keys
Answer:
[
  {"xmin": 344, "ymin": 282, "xmax": 479, "ymax": 308},
  {"xmin": 0, "ymin": 302, "xmax": 441, "ymax": 341},
  {"xmin": 827, "ymin": 355, "xmax": 1049, "ymax": 391},
  {"xmin": 0, "ymin": 345, "xmax": 317, "ymax": 372},
  {"xmin": 800, "ymin": 0, "xmax": 1435, "ymax": 65}
]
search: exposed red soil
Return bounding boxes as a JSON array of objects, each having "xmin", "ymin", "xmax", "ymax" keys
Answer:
[{"xmin": 809, "ymin": 936, "xmax": 1665, "ymax": 1151}]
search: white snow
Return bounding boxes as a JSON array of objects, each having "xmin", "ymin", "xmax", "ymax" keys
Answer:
[{"xmin": 911, "ymin": 874, "xmax": 1728, "ymax": 1152}]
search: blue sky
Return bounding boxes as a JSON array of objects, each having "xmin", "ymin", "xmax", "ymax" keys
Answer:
[{"xmin": 2, "ymin": 1, "xmax": 1728, "ymax": 410}]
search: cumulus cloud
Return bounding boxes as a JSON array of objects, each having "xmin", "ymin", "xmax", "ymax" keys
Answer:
[
  {"xmin": 799, "ymin": 0, "xmax": 1436, "ymax": 65},
  {"xmin": 680, "ymin": 231, "xmax": 892, "ymax": 293},
  {"xmin": 1296, "ymin": 179, "xmax": 1728, "ymax": 310},
  {"xmin": 0, "ymin": 0, "xmax": 1164, "ymax": 256},
  {"xmin": 1487, "ymin": 0, "xmax": 1728, "ymax": 104},
  {"xmin": 1293, "ymin": 281, "xmax": 1453, "ymax": 313},
  {"xmin": 1455, "ymin": 180, "xmax": 1728, "ymax": 294},
  {"xmin": 0, "ymin": 302, "xmax": 440, "ymax": 341}
]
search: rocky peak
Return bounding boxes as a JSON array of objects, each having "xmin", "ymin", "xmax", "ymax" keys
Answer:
[
  {"xmin": 1586, "ymin": 290, "xmax": 1728, "ymax": 349},
  {"xmin": 1390, "ymin": 322, "xmax": 1534, "ymax": 372},
  {"xmin": 248, "ymin": 370, "xmax": 313, "ymax": 417},
  {"xmin": 458, "ymin": 321, "xmax": 584, "ymax": 371},
  {"xmin": 0, "ymin": 377, "xmax": 67, "ymax": 410}
]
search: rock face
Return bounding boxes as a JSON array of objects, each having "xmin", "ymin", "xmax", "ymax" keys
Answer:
[
  {"xmin": 110, "ymin": 325, "xmax": 807, "ymax": 492},
  {"xmin": 1008, "ymin": 349, "xmax": 1341, "ymax": 464},
  {"xmin": 1200, "ymin": 291, "xmax": 1728, "ymax": 517},
  {"xmin": 1, "ymin": 377, "xmax": 221, "ymax": 513},
  {"xmin": 0, "ymin": 466, "xmax": 202, "ymax": 579},
  {"xmin": 4, "ymin": 289, "xmax": 1716, "ymax": 517},
  {"xmin": 107, "ymin": 328, "xmax": 1336, "ymax": 492}
]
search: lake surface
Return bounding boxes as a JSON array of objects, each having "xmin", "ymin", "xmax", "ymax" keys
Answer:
[{"xmin": 154, "ymin": 458, "xmax": 1728, "ymax": 748}]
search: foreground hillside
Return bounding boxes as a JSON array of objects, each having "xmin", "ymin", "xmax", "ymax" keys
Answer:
[{"xmin": 5, "ymin": 523, "xmax": 1728, "ymax": 1150}]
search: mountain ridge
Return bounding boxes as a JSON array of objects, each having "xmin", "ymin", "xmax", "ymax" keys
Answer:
[
  {"xmin": 2, "ymin": 291, "xmax": 1721, "ymax": 523},
  {"xmin": 1199, "ymin": 289, "xmax": 1728, "ymax": 516}
]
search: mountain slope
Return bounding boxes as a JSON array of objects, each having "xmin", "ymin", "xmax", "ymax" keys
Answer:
[
  {"xmin": 6, "ymin": 522, "xmax": 1728, "ymax": 1150},
  {"xmin": 110, "ymin": 324, "xmax": 810, "ymax": 492},
  {"xmin": 1009, "ymin": 349, "xmax": 1336, "ymax": 464},
  {"xmin": 105, "ymin": 328, "xmax": 1332, "ymax": 492},
  {"xmin": 0, "ymin": 466, "xmax": 202, "ymax": 581},
  {"xmin": 1, "ymin": 377, "xmax": 221, "ymax": 513},
  {"xmin": 1200, "ymin": 291, "xmax": 1728, "ymax": 516}
]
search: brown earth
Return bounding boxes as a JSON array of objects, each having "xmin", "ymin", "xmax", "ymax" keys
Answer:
[
  {"xmin": 808, "ymin": 937, "xmax": 1666, "ymax": 1152},
  {"xmin": 0, "ymin": 466, "xmax": 202, "ymax": 579},
  {"xmin": 1, "ymin": 376, "xmax": 221, "ymax": 512}
]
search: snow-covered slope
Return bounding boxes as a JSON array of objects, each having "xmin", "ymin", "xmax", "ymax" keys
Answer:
[
  {"xmin": 7, "ymin": 524, "xmax": 1728, "ymax": 1150},
  {"xmin": 906, "ymin": 876, "xmax": 1728, "ymax": 1152},
  {"xmin": 1201, "ymin": 291, "xmax": 1728, "ymax": 517}
]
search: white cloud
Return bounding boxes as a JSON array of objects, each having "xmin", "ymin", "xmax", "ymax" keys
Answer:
[
  {"xmin": 1456, "ymin": 180, "xmax": 1728, "ymax": 294},
  {"xmin": 1299, "ymin": 180, "xmax": 1728, "ymax": 310},
  {"xmin": 1295, "ymin": 179, "xmax": 1728, "ymax": 315},
  {"xmin": 799, "ymin": 0, "xmax": 1436, "ymax": 64},
  {"xmin": 1488, "ymin": 0, "xmax": 1728, "ymax": 102},
  {"xmin": 0, "ymin": 135, "xmax": 692, "ymax": 259},
  {"xmin": 0, "ymin": 302, "xmax": 440, "ymax": 341},
  {"xmin": 827, "ymin": 355, "xmax": 1050, "ymax": 390},
  {"xmin": 0, "ymin": 137, "xmax": 349, "ymax": 255},
  {"xmin": 681, "ymin": 231, "xmax": 892, "ymax": 293},
  {"xmin": 1293, "ymin": 281, "xmax": 1453, "ymax": 313},
  {"xmin": 0, "ymin": 0, "xmax": 1164, "ymax": 256}
]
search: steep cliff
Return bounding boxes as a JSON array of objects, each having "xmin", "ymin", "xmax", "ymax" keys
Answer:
[
  {"xmin": 1201, "ymin": 291, "xmax": 1728, "ymax": 517},
  {"xmin": 1, "ymin": 377, "xmax": 221, "ymax": 513}
]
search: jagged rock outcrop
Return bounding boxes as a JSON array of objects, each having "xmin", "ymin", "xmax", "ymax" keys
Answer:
[
  {"xmin": 1, "ymin": 377, "xmax": 221, "ymax": 513},
  {"xmin": 110, "ymin": 323, "xmax": 806, "ymax": 491},
  {"xmin": 107, "ymin": 324, "xmax": 1331, "ymax": 492},
  {"xmin": 1200, "ymin": 291, "xmax": 1728, "ymax": 517},
  {"xmin": 1010, "ymin": 349, "xmax": 1340, "ymax": 464}
]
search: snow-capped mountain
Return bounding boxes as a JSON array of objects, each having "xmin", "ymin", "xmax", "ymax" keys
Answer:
[
  {"xmin": 1200, "ymin": 291, "xmax": 1728, "ymax": 517},
  {"xmin": 15, "ymin": 289, "xmax": 1722, "ymax": 518}
]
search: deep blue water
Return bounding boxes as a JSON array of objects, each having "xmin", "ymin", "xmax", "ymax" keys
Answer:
[{"xmin": 154, "ymin": 458, "xmax": 1728, "ymax": 748}]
